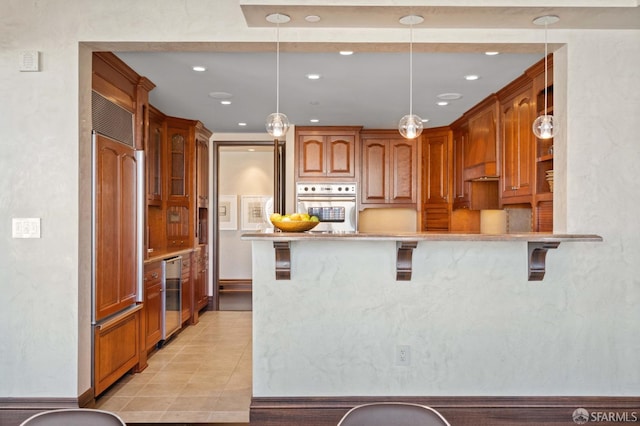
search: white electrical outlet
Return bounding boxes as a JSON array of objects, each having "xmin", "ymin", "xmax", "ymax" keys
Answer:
[
  {"xmin": 396, "ymin": 345, "xmax": 411, "ymax": 366},
  {"xmin": 12, "ymin": 218, "xmax": 41, "ymax": 238}
]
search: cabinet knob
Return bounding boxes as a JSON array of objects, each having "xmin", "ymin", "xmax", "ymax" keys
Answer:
[{"xmin": 152, "ymin": 272, "xmax": 159, "ymax": 279}]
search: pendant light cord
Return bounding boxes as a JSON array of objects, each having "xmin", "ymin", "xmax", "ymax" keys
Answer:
[
  {"xmin": 544, "ymin": 19, "xmax": 548, "ymax": 114},
  {"xmin": 276, "ymin": 19, "xmax": 281, "ymax": 115},
  {"xmin": 409, "ymin": 22, "xmax": 414, "ymax": 116}
]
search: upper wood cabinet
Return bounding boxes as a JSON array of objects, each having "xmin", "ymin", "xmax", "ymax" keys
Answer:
[
  {"xmin": 295, "ymin": 126, "xmax": 361, "ymax": 180},
  {"xmin": 147, "ymin": 106, "xmax": 165, "ymax": 205},
  {"xmin": 159, "ymin": 117, "xmax": 211, "ymax": 249},
  {"xmin": 196, "ymin": 129, "xmax": 210, "ymax": 209},
  {"xmin": 451, "ymin": 121, "xmax": 470, "ymax": 209},
  {"xmin": 499, "ymin": 78, "xmax": 535, "ymax": 201},
  {"xmin": 166, "ymin": 119, "xmax": 192, "ymax": 203},
  {"xmin": 464, "ymin": 96, "xmax": 499, "ymax": 181},
  {"xmin": 94, "ymin": 133, "xmax": 138, "ymax": 321},
  {"xmin": 422, "ymin": 127, "xmax": 451, "ymax": 205},
  {"xmin": 360, "ymin": 130, "xmax": 418, "ymax": 207}
]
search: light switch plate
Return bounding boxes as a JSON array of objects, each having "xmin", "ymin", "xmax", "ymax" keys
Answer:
[
  {"xmin": 12, "ymin": 218, "xmax": 41, "ymax": 238},
  {"xmin": 19, "ymin": 51, "xmax": 40, "ymax": 72}
]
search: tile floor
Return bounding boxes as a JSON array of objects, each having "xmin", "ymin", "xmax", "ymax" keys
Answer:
[{"xmin": 95, "ymin": 310, "xmax": 252, "ymax": 424}]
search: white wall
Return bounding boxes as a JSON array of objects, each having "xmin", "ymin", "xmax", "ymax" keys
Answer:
[
  {"xmin": 0, "ymin": 0, "xmax": 638, "ymax": 399},
  {"xmin": 219, "ymin": 149, "xmax": 274, "ymax": 279}
]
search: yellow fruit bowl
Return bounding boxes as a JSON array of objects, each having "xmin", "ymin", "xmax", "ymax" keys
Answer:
[{"xmin": 272, "ymin": 220, "xmax": 319, "ymax": 232}]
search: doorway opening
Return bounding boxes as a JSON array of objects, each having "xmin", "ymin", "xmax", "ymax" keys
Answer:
[{"xmin": 212, "ymin": 140, "xmax": 284, "ymax": 311}]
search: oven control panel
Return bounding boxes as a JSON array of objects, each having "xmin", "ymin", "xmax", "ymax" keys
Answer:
[{"xmin": 296, "ymin": 182, "xmax": 357, "ymax": 195}]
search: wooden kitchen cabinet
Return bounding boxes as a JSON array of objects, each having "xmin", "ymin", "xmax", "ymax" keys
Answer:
[
  {"xmin": 94, "ymin": 306, "xmax": 142, "ymax": 396},
  {"xmin": 360, "ymin": 130, "xmax": 418, "ymax": 207},
  {"xmin": 451, "ymin": 121, "xmax": 470, "ymax": 209},
  {"xmin": 161, "ymin": 117, "xmax": 211, "ymax": 249},
  {"xmin": 166, "ymin": 120, "xmax": 191, "ymax": 203},
  {"xmin": 421, "ymin": 127, "xmax": 452, "ymax": 231},
  {"xmin": 194, "ymin": 246, "xmax": 209, "ymax": 313},
  {"xmin": 499, "ymin": 77, "xmax": 535, "ymax": 202},
  {"xmin": 94, "ymin": 133, "xmax": 139, "ymax": 321},
  {"xmin": 465, "ymin": 96, "xmax": 499, "ymax": 181},
  {"xmin": 144, "ymin": 260, "xmax": 163, "ymax": 351},
  {"xmin": 196, "ymin": 131, "xmax": 210, "ymax": 209},
  {"xmin": 422, "ymin": 127, "xmax": 451, "ymax": 205},
  {"xmin": 146, "ymin": 106, "xmax": 165, "ymax": 206},
  {"xmin": 181, "ymin": 253, "xmax": 193, "ymax": 325},
  {"xmin": 295, "ymin": 126, "xmax": 361, "ymax": 180}
]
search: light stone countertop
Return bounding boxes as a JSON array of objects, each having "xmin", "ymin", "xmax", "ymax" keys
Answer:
[{"xmin": 241, "ymin": 230, "xmax": 603, "ymax": 242}]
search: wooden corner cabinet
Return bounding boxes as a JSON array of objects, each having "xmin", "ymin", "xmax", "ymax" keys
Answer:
[
  {"xmin": 295, "ymin": 126, "xmax": 361, "ymax": 180},
  {"xmin": 360, "ymin": 129, "xmax": 418, "ymax": 208}
]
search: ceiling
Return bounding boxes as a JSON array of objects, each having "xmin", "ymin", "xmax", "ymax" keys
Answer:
[{"xmin": 114, "ymin": 3, "xmax": 639, "ymax": 135}]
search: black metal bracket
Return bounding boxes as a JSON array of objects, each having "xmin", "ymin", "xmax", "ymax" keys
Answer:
[{"xmin": 528, "ymin": 241, "xmax": 561, "ymax": 281}]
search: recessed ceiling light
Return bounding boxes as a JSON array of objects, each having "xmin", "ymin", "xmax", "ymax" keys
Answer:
[
  {"xmin": 310, "ymin": 119, "xmax": 319, "ymax": 123},
  {"xmin": 248, "ymin": 148, "xmax": 255, "ymax": 152},
  {"xmin": 209, "ymin": 91, "xmax": 233, "ymax": 99},
  {"xmin": 305, "ymin": 15, "xmax": 321, "ymax": 23},
  {"xmin": 238, "ymin": 122, "xmax": 247, "ymax": 127},
  {"xmin": 421, "ymin": 118, "xmax": 429, "ymax": 123},
  {"xmin": 265, "ymin": 13, "xmax": 290, "ymax": 24},
  {"xmin": 192, "ymin": 66, "xmax": 206, "ymax": 72},
  {"xmin": 485, "ymin": 51, "xmax": 500, "ymax": 56},
  {"xmin": 339, "ymin": 50, "xmax": 354, "ymax": 56},
  {"xmin": 437, "ymin": 93, "xmax": 462, "ymax": 101},
  {"xmin": 464, "ymin": 74, "xmax": 480, "ymax": 81},
  {"xmin": 306, "ymin": 74, "xmax": 321, "ymax": 80},
  {"xmin": 220, "ymin": 100, "xmax": 232, "ymax": 105},
  {"xmin": 437, "ymin": 101, "xmax": 449, "ymax": 106}
]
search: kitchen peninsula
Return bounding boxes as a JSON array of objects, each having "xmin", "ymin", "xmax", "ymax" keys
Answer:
[{"xmin": 243, "ymin": 230, "xmax": 604, "ymax": 425}]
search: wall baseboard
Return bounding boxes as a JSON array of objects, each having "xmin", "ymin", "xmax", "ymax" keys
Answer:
[
  {"xmin": 0, "ymin": 394, "xmax": 91, "ymax": 426},
  {"xmin": 251, "ymin": 396, "xmax": 640, "ymax": 426},
  {"xmin": 219, "ymin": 278, "xmax": 252, "ymax": 293}
]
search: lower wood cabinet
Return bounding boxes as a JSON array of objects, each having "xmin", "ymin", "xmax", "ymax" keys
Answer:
[
  {"xmin": 423, "ymin": 204, "xmax": 451, "ymax": 231},
  {"xmin": 94, "ymin": 306, "xmax": 142, "ymax": 396},
  {"xmin": 194, "ymin": 246, "xmax": 208, "ymax": 312},
  {"xmin": 144, "ymin": 261, "xmax": 163, "ymax": 351},
  {"xmin": 181, "ymin": 253, "xmax": 193, "ymax": 324}
]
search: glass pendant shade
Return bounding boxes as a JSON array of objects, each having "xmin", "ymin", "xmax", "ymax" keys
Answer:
[
  {"xmin": 532, "ymin": 114, "xmax": 557, "ymax": 139},
  {"xmin": 398, "ymin": 15, "xmax": 424, "ymax": 140},
  {"xmin": 532, "ymin": 15, "xmax": 560, "ymax": 141},
  {"xmin": 266, "ymin": 112, "xmax": 290, "ymax": 138},
  {"xmin": 265, "ymin": 13, "xmax": 290, "ymax": 139},
  {"xmin": 399, "ymin": 114, "xmax": 424, "ymax": 139}
]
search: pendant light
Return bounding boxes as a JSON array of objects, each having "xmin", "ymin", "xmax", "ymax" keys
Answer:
[
  {"xmin": 398, "ymin": 14, "xmax": 424, "ymax": 140},
  {"xmin": 532, "ymin": 15, "xmax": 559, "ymax": 140},
  {"xmin": 265, "ymin": 13, "xmax": 290, "ymax": 138}
]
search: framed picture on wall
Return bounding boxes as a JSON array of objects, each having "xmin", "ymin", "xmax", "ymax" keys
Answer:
[
  {"xmin": 218, "ymin": 195, "xmax": 237, "ymax": 231},
  {"xmin": 241, "ymin": 195, "xmax": 270, "ymax": 230}
]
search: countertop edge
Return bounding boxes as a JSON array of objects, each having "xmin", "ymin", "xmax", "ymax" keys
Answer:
[{"xmin": 240, "ymin": 232, "xmax": 603, "ymax": 243}]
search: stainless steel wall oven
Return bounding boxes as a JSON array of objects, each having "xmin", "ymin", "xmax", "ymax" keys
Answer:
[{"xmin": 296, "ymin": 182, "xmax": 357, "ymax": 233}]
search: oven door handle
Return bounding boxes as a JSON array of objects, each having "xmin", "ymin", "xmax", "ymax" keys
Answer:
[{"xmin": 297, "ymin": 196, "xmax": 356, "ymax": 203}]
